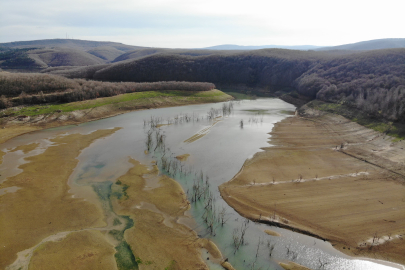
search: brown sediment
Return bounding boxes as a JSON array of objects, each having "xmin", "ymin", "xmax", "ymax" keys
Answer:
[
  {"xmin": 279, "ymin": 261, "xmax": 311, "ymax": 270},
  {"xmin": 111, "ymin": 158, "xmax": 232, "ymax": 270},
  {"xmin": 219, "ymin": 111, "xmax": 405, "ymax": 266},
  {"xmin": 9, "ymin": 143, "xmax": 40, "ymax": 154},
  {"xmin": 156, "ymin": 123, "xmax": 172, "ymax": 128},
  {"xmin": 0, "ymin": 126, "xmax": 41, "ymax": 144},
  {"xmin": 175, "ymin": 154, "xmax": 190, "ymax": 161},
  {"xmin": 184, "ymin": 118, "xmax": 221, "ymax": 143},
  {"xmin": 0, "ymin": 128, "xmax": 121, "ymax": 269},
  {"xmin": 0, "ymin": 150, "xmax": 4, "ymax": 164},
  {"xmin": 28, "ymin": 230, "xmax": 117, "ymax": 270},
  {"xmin": 197, "ymin": 238, "xmax": 223, "ymax": 261},
  {"xmin": 264, "ymin": 229, "xmax": 280, "ymax": 237},
  {"xmin": 221, "ymin": 261, "xmax": 236, "ymax": 270}
]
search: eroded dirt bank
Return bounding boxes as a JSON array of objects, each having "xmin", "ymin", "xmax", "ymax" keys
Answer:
[{"xmin": 219, "ymin": 107, "xmax": 405, "ymax": 266}]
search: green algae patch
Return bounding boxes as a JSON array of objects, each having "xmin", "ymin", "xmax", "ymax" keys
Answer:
[
  {"xmin": 114, "ymin": 241, "xmax": 138, "ymax": 270},
  {"xmin": 91, "ymin": 180, "xmax": 138, "ymax": 270},
  {"xmin": 111, "ymin": 158, "xmax": 215, "ymax": 269}
]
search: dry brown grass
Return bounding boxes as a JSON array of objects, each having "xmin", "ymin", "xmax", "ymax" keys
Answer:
[
  {"xmin": 0, "ymin": 126, "xmax": 42, "ymax": 144},
  {"xmin": 9, "ymin": 142, "xmax": 39, "ymax": 154},
  {"xmin": 0, "ymin": 150, "xmax": 4, "ymax": 164},
  {"xmin": 28, "ymin": 230, "xmax": 117, "ymax": 270},
  {"xmin": 220, "ymin": 114, "xmax": 405, "ymax": 265}
]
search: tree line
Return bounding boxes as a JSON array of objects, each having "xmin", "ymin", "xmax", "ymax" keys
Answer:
[
  {"xmin": 4, "ymin": 47, "xmax": 405, "ymax": 123},
  {"xmin": 73, "ymin": 48, "xmax": 405, "ymax": 123},
  {"xmin": 0, "ymin": 72, "xmax": 215, "ymax": 108}
]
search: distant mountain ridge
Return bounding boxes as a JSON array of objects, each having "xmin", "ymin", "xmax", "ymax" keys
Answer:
[
  {"xmin": 0, "ymin": 38, "xmax": 142, "ymax": 52},
  {"xmin": 316, "ymin": 38, "xmax": 405, "ymax": 51},
  {"xmin": 2, "ymin": 37, "xmax": 405, "ymax": 53},
  {"xmin": 1, "ymin": 37, "xmax": 405, "ymax": 129},
  {"xmin": 1, "ymin": 38, "xmax": 405, "ymax": 69},
  {"xmin": 203, "ymin": 44, "xmax": 321, "ymax": 51},
  {"xmin": 204, "ymin": 38, "xmax": 405, "ymax": 51},
  {"xmin": 0, "ymin": 39, "xmax": 146, "ymax": 68}
]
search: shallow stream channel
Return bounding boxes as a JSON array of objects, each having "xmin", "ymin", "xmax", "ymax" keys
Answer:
[{"xmin": 1, "ymin": 98, "xmax": 403, "ymax": 270}]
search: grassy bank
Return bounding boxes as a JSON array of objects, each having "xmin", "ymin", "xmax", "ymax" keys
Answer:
[
  {"xmin": 0, "ymin": 89, "xmax": 232, "ymax": 144},
  {"xmin": 1, "ymin": 89, "xmax": 229, "ymax": 117}
]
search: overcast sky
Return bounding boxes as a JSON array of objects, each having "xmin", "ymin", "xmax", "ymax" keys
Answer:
[{"xmin": 0, "ymin": 0, "xmax": 403, "ymax": 48}]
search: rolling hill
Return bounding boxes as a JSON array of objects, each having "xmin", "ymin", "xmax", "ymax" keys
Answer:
[
  {"xmin": 87, "ymin": 46, "xmax": 129, "ymax": 62},
  {"xmin": 0, "ymin": 39, "xmax": 146, "ymax": 68},
  {"xmin": 2, "ymin": 38, "xmax": 405, "ymax": 129},
  {"xmin": 316, "ymin": 38, "xmax": 405, "ymax": 51},
  {"xmin": 27, "ymin": 48, "xmax": 107, "ymax": 67},
  {"xmin": 0, "ymin": 39, "xmax": 141, "ymax": 52},
  {"xmin": 111, "ymin": 48, "xmax": 239, "ymax": 62},
  {"xmin": 203, "ymin": 44, "xmax": 321, "ymax": 50},
  {"xmin": 88, "ymin": 48, "xmax": 405, "ymax": 125}
]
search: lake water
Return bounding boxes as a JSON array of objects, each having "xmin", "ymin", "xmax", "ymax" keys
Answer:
[{"xmin": 1, "ymin": 98, "xmax": 403, "ymax": 270}]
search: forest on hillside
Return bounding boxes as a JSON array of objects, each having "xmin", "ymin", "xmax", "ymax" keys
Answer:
[
  {"xmin": 0, "ymin": 48, "xmax": 40, "ymax": 69},
  {"xmin": 0, "ymin": 72, "xmax": 215, "ymax": 108},
  {"xmin": 1, "ymin": 42, "xmax": 405, "ymax": 124},
  {"xmin": 84, "ymin": 49, "xmax": 405, "ymax": 123}
]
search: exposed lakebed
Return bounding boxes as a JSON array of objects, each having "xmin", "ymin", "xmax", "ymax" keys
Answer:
[{"xmin": 0, "ymin": 99, "xmax": 402, "ymax": 270}]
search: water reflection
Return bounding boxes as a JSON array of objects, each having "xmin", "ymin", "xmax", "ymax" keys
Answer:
[{"xmin": 1, "ymin": 99, "xmax": 403, "ymax": 270}]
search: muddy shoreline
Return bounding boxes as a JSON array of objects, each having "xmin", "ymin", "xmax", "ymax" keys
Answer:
[
  {"xmin": 0, "ymin": 89, "xmax": 232, "ymax": 144},
  {"xmin": 219, "ymin": 107, "xmax": 405, "ymax": 266},
  {"xmin": 0, "ymin": 93, "xmax": 237, "ymax": 270},
  {"xmin": 0, "ymin": 130, "xmax": 232, "ymax": 270}
]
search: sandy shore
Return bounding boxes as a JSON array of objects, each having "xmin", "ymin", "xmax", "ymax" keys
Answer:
[{"xmin": 219, "ymin": 108, "xmax": 405, "ymax": 266}]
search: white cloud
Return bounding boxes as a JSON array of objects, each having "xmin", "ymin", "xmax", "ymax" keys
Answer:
[{"xmin": 0, "ymin": 0, "xmax": 404, "ymax": 47}]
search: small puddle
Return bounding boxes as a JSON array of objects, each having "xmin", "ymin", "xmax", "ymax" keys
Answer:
[{"xmin": 0, "ymin": 186, "xmax": 21, "ymax": 196}]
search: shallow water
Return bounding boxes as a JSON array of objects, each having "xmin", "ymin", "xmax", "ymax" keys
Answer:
[{"xmin": 1, "ymin": 99, "xmax": 403, "ymax": 270}]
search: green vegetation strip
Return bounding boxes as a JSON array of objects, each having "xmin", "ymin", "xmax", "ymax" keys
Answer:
[
  {"xmin": 92, "ymin": 180, "xmax": 138, "ymax": 270},
  {"xmin": 3, "ymin": 89, "xmax": 229, "ymax": 117},
  {"xmin": 115, "ymin": 241, "xmax": 138, "ymax": 270}
]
